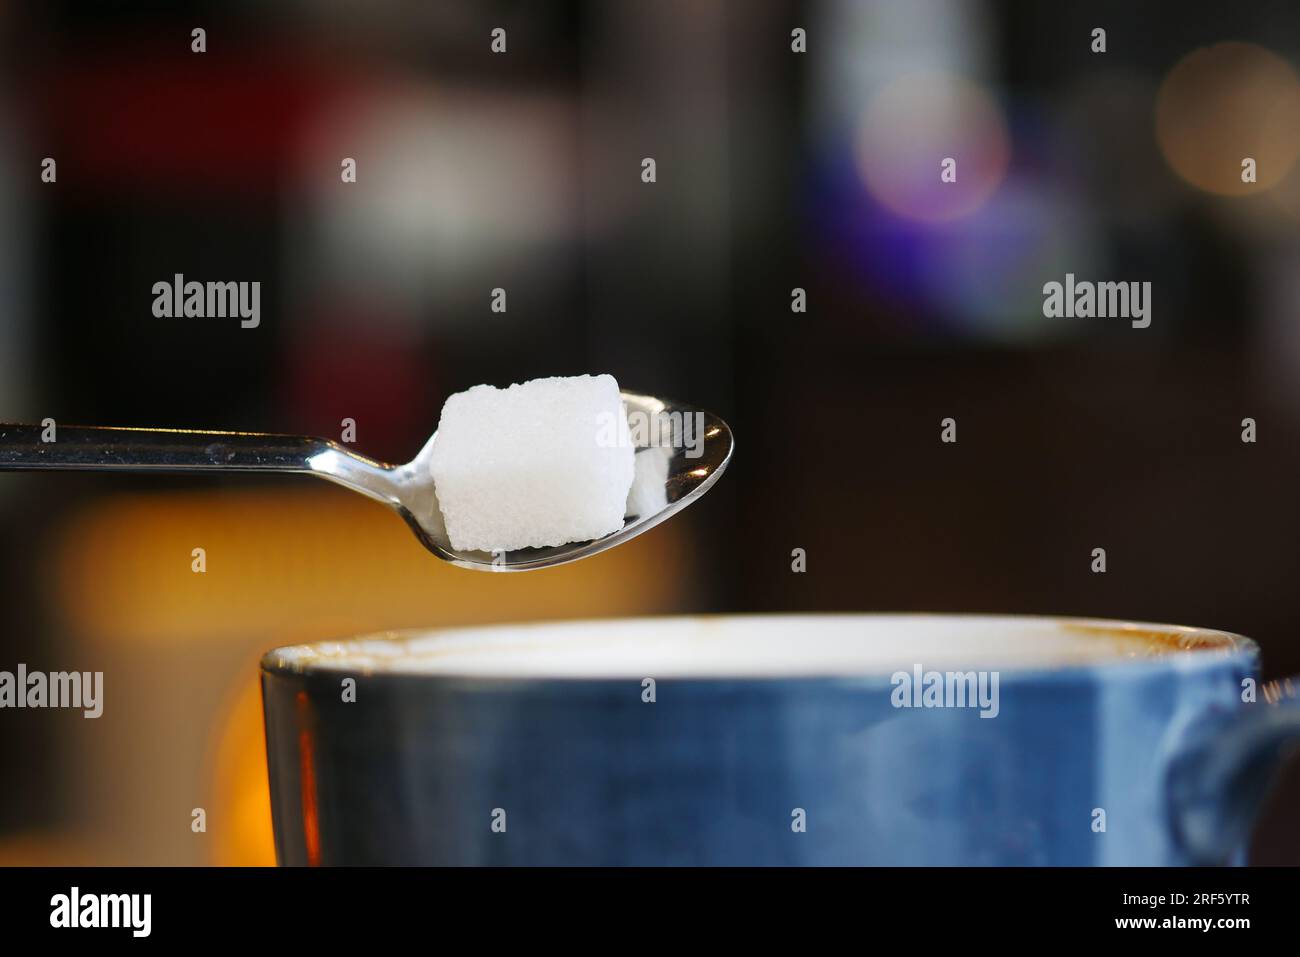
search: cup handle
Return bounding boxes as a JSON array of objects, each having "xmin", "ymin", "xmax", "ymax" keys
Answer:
[{"xmin": 1167, "ymin": 677, "xmax": 1300, "ymax": 864}]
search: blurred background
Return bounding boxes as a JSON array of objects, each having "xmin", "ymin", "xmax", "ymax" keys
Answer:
[{"xmin": 1, "ymin": 0, "xmax": 1299, "ymax": 864}]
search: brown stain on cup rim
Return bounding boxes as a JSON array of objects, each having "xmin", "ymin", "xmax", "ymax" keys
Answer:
[{"xmin": 1058, "ymin": 621, "xmax": 1240, "ymax": 656}]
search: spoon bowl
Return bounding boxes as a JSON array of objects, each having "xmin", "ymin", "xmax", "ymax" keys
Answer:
[{"xmin": 390, "ymin": 391, "xmax": 732, "ymax": 570}]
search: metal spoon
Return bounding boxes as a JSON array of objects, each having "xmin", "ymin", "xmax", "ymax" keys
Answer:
[{"xmin": 0, "ymin": 391, "xmax": 733, "ymax": 571}]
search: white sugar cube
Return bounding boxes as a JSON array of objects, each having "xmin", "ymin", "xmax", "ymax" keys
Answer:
[
  {"xmin": 429, "ymin": 374, "xmax": 636, "ymax": 552},
  {"xmin": 625, "ymin": 443, "xmax": 671, "ymax": 521}
]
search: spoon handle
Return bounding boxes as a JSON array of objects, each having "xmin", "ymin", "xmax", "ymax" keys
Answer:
[{"xmin": 0, "ymin": 422, "xmax": 333, "ymax": 473}]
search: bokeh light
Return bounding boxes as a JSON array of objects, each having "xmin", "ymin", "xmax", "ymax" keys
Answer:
[
  {"xmin": 1155, "ymin": 42, "xmax": 1300, "ymax": 196},
  {"xmin": 855, "ymin": 72, "xmax": 1010, "ymax": 223}
]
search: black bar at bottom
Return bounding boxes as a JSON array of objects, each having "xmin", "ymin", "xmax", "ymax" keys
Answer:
[{"xmin": 0, "ymin": 866, "xmax": 1285, "ymax": 942}]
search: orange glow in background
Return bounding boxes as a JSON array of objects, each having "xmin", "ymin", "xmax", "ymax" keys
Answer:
[
  {"xmin": 1156, "ymin": 42, "xmax": 1300, "ymax": 197},
  {"xmin": 0, "ymin": 486, "xmax": 693, "ymax": 865}
]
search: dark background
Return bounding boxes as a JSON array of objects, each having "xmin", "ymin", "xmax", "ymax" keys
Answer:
[{"xmin": 0, "ymin": 0, "xmax": 1297, "ymax": 863}]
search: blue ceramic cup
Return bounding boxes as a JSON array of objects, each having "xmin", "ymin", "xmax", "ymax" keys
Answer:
[{"xmin": 260, "ymin": 614, "xmax": 1300, "ymax": 865}]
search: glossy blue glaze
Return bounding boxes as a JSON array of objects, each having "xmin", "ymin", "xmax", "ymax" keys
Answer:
[{"xmin": 261, "ymin": 621, "xmax": 1299, "ymax": 866}]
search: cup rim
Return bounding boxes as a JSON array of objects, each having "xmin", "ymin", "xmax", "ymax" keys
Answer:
[{"xmin": 259, "ymin": 612, "xmax": 1259, "ymax": 685}]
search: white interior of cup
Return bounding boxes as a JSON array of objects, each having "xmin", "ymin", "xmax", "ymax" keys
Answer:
[{"xmin": 265, "ymin": 614, "xmax": 1247, "ymax": 679}]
